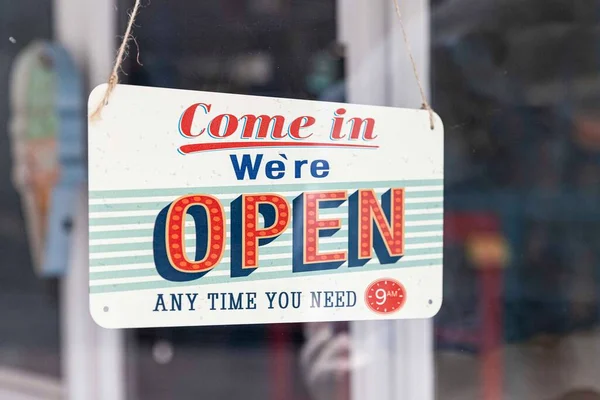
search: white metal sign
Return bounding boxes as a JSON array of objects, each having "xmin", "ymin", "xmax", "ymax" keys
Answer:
[{"xmin": 88, "ymin": 84, "xmax": 443, "ymax": 328}]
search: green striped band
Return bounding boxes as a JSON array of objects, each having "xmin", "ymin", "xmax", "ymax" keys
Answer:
[
  {"xmin": 90, "ymin": 232, "xmax": 442, "ymax": 254},
  {"xmin": 89, "ymin": 256, "xmax": 443, "ymax": 294},
  {"xmin": 90, "ymin": 222, "xmax": 443, "ymax": 240},
  {"xmin": 89, "ymin": 212, "xmax": 443, "ymax": 228},
  {"xmin": 90, "ymin": 244, "xmax": 442, "ymax": 268}
]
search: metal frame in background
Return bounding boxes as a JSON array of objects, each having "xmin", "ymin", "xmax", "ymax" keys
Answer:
[
  {"xmin": 338, "ymin": 1, "xmax": 435, "ymax": 399},
  {"xmin": 53, "ymin": 0, "xmax": 126, "ymax": 399}
]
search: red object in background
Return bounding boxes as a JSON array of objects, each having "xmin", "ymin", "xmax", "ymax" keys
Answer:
[
  {"xmin": 337, "ymin": 372, "xmax": 350, "ymax": 400},
  {"xmin": 480, "ymin": 267, "xmax": 504, "ymax": 400},
  {"xmin": 574, "ymin": 116, "xmax": 600, "ymax": 151},
  {"xmin": 270, "ymin": 324, "xmax": 292, "ymax": 400},
  {"xmin": 445, "ymin": 213, "xmax": 501, "ymax": 243},
  {"xmin": 446, "ymin": 212, "xmax": 506, "ymax": 400}
]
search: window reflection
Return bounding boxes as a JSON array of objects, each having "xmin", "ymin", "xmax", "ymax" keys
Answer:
[{"xmin": 1, "ymin": 0, "xmax": 599, "ymax": 398}]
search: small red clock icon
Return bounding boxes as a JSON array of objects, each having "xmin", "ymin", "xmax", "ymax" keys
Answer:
[{"xmin": 365, "ymin": 278, "xmax": 406, "ymax": 314}]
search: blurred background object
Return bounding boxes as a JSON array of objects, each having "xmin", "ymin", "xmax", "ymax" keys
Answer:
[
  {"xmin": 557, "ymin": 389, "xmax": 600, "ymax": 400},
  {"xmin": 0, "ymin": 0, "xmax": 61, "ymax": 388},
  {"xmin": 9, "ymin": 41, "xmax": 84, "ymax": 278}
]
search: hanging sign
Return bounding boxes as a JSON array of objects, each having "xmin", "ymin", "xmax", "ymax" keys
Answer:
[
  {"xmin": 9, "ymin": 41, "xmax": 84, "ymax": 277},
  {"xmin": 88, "ymin": 84, "xmax": 444, "ymax": 328}
]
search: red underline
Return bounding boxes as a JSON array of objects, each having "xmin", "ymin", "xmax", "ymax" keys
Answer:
[{"xmin": 178, "ymin": 141, "xmax": 379, "ymax": 154}]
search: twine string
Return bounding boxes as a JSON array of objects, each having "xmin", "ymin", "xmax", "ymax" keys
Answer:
[
  {"xmin": 89, "ymin": 0, "xmax": 143, "ymax": 121},
  {"xmin": 392, "ymin": 0, "xmax": 435, "ymax": 130},
  {"xmin": 91, "ymin": 0, "xmax": 435, "ymax": 130}
]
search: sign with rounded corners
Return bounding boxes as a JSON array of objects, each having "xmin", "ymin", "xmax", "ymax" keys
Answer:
[{"xmin": 88, "ymin": 84, "xmax": 443, "ymax": 328}]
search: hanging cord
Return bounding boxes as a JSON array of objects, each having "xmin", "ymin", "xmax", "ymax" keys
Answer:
[
  {"xmin": 392, "ymin": 0, "xmax": 435, "ymax": 130},
  {"xmin": 90, "ymin": 0, "xmax": 143, "ymax": 121},
  {"xmin": 90, "ymin": 0, "xmax": 434, "ymax": 128}
]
